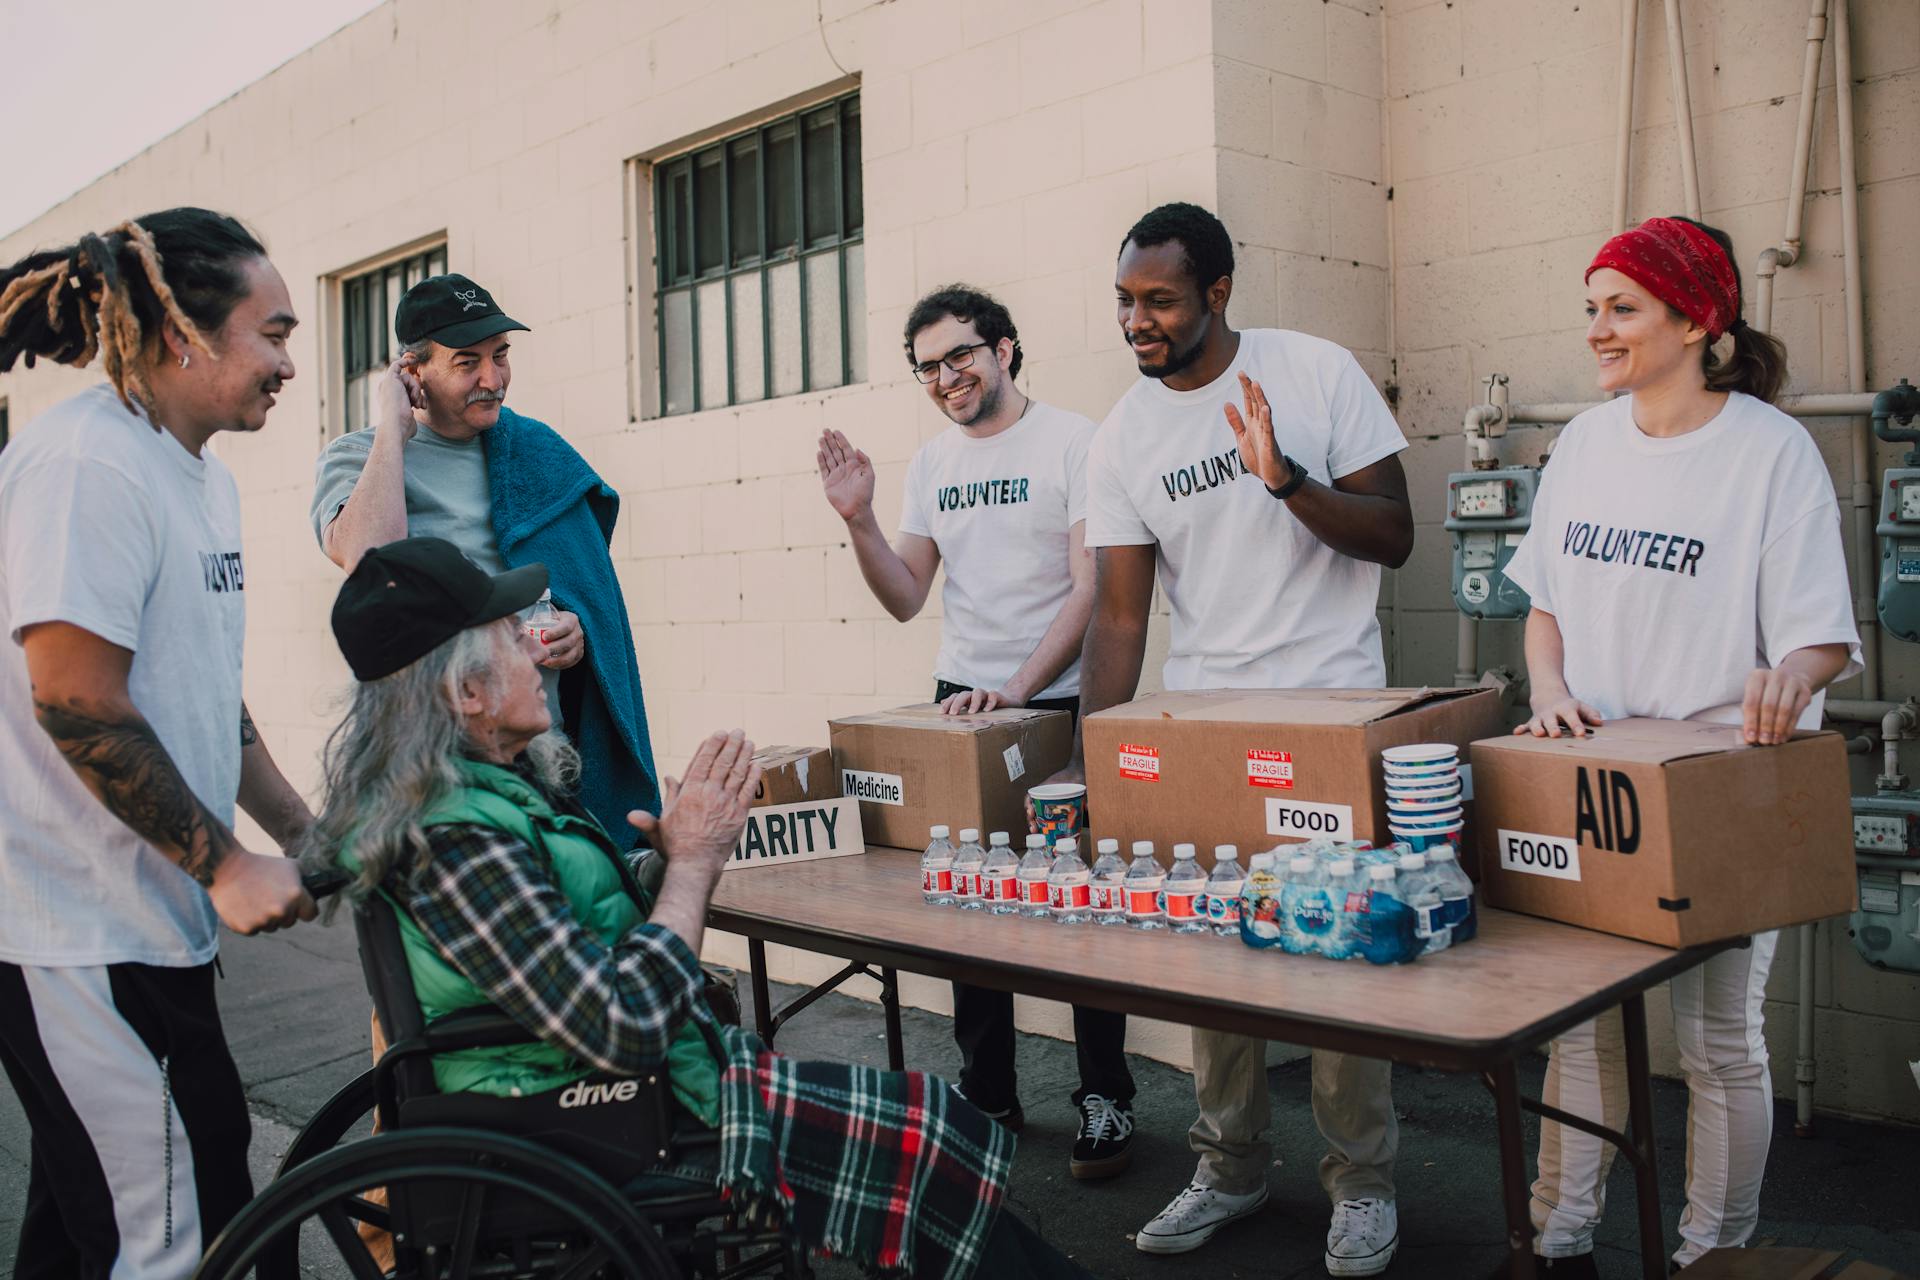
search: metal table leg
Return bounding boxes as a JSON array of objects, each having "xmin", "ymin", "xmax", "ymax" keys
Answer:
[
  {"xmin": 1622, "ymin": 993, "xmax": 1667, "ymax": 1279},
  {"xmin": 1489, "ymin": 1061, "xmax": 1538, "ymax": 1280},
  {"xmin": 748, "ymin": 937, "xmax": 774, "ymax": 1046},
  {"xmin": 880, "ymin": 967, "xmax": 905, "ymax": 1070}
]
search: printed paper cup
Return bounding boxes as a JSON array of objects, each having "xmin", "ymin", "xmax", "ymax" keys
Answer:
[
  {"xmin": 1387, "ymin": 781, "xmax": 1462, "ymax": 802},
  {"xmin": 1382, "ymin": 744, "xmax": 1460, "ymax": 767},
  {"xmin": 1028, "ymin": 782, "xmax": 1088, "ymax": 845},
  {"xmin": 1388, "ymin": 807, "xmax": 1464, "ymax": 829},
  {"xmin": 1388, "ymin": 794, "xmax": 1463, "ymax": 814},
  {"xmin": 1390, "ymin": 824, "xmax": 1463, "ymax": 853}
]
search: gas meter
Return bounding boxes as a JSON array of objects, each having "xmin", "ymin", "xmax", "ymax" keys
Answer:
[
  {"xmin": 1876, "ymin": 468, "xmax": 1920, "ymax": 642},
  {"xmin": 1849, "ymin": 791, "xmax": 1920, "ymax": 973},
  {"xmin": 1444, "ymin": 468, "xmax": 1539, "ymax": 620}
]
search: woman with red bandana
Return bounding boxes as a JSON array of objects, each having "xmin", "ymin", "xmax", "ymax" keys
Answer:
[{"xmin": 1495, "ymin": 217, "xmax": 1860, "ymax": 1276}]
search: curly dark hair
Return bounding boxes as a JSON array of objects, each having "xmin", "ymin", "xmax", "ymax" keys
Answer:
[
  {"xmin": 1119, "ymin": 202, "xmax": 1235, "ymax": 293},
  {"xmin": 902, "ymin": 284, "xmax": 1022, "ymax": 379}
]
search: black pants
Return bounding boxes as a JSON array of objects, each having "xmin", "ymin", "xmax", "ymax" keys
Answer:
[
  {"xmin": 934, "ymin": 682, "xmax": 1134, "ymax": 1111},
  {"xmin": 0, "ymin": 960, "xmax": 253, "ymax": 1280}
]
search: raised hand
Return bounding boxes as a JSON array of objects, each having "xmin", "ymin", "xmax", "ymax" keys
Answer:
[
  {"xmin": 1222, "ymin": 371, "xmax": 1289, "ymax": 490},
  {"xmin": 817, "ymin": 428, "xmax": 876, "ymax": 522},
  {"xmin": 374, "ymin": 352, "xmax": 427, "ymax": 441},
  {"xmin": 627, "ymin": 730, "xmax": 762, "ymax": 875}
]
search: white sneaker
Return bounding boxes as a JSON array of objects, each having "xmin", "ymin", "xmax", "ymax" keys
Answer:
[
  {"xmin": 1135, "ymin": 1182, "xmax": 1269, "ymax": 1255},
  {"xmin": 1325, "ymin": 1198, "xmax": 1398, "ymax": 1276}
]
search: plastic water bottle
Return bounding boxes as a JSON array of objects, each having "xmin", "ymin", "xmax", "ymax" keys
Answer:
[
  {"xmin": 523, "ymin": 588, "xmax": 559, "ymax": 644},
  {"xmin": 1207, "ymin": 845, "xmax": 1245, "ymax": 938},
  {"xmin": 1124, "ymin": 841, "xmax": 1166, "ymax": 930},
  {"xmin": 921, "ymin": 825, "xmax": 955, "ymax": 906},
  {"xmin": 1239, "ymin": 852, "xmax": 1286, "ymax": 947},
  {"xmin": 1163, "ymin": 844, "xmax": 1207, "ymax": 934},
  {"xmin": 983, "ymin": 832, "xmax": 1020, "ymax": 915},
  {"xmin": 1048, "ymin": 837, "xmax": 1091, "ymax": 924},
  {"xmin": 952, "ymin": 829, "xmax": 986, "ymax": 911},
  {"xmin": 1355, "ymin": 865, "xmax": 1419, "ymax": 965},
  {"xmin": 1398, "ymin": 852, "xmax": 1452, "ymax": 953},
  {"xmin": 1321, "ymin": 856, "xmax": 1360, "ymax": 961},
  {"xmin": 1427, "ymin": 844, "xmax": 1477, "ymax": 942},
  {"xmin": 1089, "ymin": 838, "xmax": 1127, "ymax": 926},
  {"xmin": 1017, "ymin": 835, "xmax": 1053, "ymax": 918},
  {"xmin": 1283, "ymin": 855, "xmax": 1336, "ymax": 957}
]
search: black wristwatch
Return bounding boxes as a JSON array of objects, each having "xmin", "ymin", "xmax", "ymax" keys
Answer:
[{"xmin": 1265, "ymin": 455, "xmax": 1309, "ymax": 500}]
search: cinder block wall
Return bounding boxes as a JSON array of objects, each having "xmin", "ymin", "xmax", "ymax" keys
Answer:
[{"xmin": 2, "ymin": 0, "xmax": 1915, "ymax": 1116}]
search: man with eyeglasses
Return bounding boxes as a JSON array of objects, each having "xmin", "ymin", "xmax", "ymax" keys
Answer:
[{"xmin": 815, "ymin": 284, "xmax": 1136, "ymax": 1181}]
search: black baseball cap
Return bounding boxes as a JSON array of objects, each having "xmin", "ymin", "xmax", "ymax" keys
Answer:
[
  {"xmin": 332, "ymin": 537, "xmax": 548, "ymax": 681},
  {"xmin": 394, "ymin": 273, "xmax": 531, "ymax": 350}
]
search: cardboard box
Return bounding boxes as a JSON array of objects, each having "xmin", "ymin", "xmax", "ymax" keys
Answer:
[
  {"xmin": 1682, "ymin": 1247, "xmax": 1912, "ymax": 1280},
  {"xmin": 828, "ymin": 705, "xmax": 1074, "ymax": 849},
  {"xmin": 1082, "ymin": 688, "xmax": 1504, "ymax": 870},
  {"xmin": 751, "ymin": 746, "xmax": 839, "ymax": 807},
  {"xmin": 1470, "ymin": 719, "xmax": 1856, "ymax": 947}
]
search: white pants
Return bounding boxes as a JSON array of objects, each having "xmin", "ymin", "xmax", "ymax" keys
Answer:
[{"xmin": 1531, "ymin": 930, "xmax": 1779, "ymax": 1266}]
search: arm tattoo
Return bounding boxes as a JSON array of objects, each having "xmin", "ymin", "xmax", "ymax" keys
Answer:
[
  {"xmin": 32, "ymin": 697, "xmax": 238, "ymax": 886},
  {"xmin": 240, "ymin": 704, "xmax": 259, "ymax": 747}
]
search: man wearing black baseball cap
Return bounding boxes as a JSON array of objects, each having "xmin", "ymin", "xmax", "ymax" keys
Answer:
[{"xmin": 310, "ymin": 273, "xmax": 664, "ymax": 843}]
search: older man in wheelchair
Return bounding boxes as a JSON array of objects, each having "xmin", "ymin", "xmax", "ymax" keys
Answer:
[{"xmin": 197, "ymin": 537, "xmax": 1088, "ymax": 1280}]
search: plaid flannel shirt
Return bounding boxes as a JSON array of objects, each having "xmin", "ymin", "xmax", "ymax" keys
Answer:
[{"xmin": 406, "ymin": 821, "xmax": 1014, "ymax": 1278}]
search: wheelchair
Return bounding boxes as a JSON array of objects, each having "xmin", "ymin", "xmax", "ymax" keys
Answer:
[{"xmin": 194, "ymin": 889, "xmax": 809, "ymax": 1280}]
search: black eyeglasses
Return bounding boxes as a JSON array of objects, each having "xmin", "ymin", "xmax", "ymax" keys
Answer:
[{"xmin": 909, "ymin": 341, "xmax": 994, "ymax": 384}]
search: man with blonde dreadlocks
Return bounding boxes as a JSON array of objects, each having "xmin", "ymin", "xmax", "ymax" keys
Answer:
[{"xmin": 0, "ymin": 207, "xmax": 317, "ymax": 1280}]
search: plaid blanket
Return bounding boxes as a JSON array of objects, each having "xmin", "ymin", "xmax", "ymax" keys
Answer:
[{"xmin": 713, "ymin": 1024, "xmax": 1014, "ymax": 1279}]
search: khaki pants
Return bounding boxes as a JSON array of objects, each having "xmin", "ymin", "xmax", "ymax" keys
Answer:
[{"xmin": 1188, "ymin": 1028, "xmax": 1397, "ymax": 1202}]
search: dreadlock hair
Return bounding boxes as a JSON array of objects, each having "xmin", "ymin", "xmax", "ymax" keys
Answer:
[
  {"xmin": 903, "ymin": 285, "xmax": 1023, "ymax": 379},
  {"xmin": 0, "ymin": 208, "xmax": 267, "ymax": 412},
  {"xmin": 1120, "ymin": 202, "xmax": 1235, "ymax": 294},
  {"xmin": 1669, "ymin": 216, "xmax": 1790, "ymax": 406}
]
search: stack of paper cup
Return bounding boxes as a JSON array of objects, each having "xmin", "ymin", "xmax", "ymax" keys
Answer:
[{"xmin": 1382, "ymin": 744, "xmax": 1464, "ymax": 852}]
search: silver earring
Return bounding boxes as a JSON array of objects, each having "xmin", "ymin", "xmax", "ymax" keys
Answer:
[{"xmin": 179, "ymin": 354, "xmax": 190, "ymax": 369}]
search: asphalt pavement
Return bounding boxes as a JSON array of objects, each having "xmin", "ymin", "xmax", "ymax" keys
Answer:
[{"xmin": 2, "ymin": 920, "xmax": 1914, "ymax": 1278}]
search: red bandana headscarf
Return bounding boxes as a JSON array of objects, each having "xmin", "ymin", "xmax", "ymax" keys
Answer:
[{"xmin": 1585, "ymin": 216, "xmax": 1742, "ymax": 341}]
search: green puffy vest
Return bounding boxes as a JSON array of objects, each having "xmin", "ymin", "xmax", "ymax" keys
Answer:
[{"xmin": 348, "ymin": 759, "xmax": 721, "ymax": 1124}]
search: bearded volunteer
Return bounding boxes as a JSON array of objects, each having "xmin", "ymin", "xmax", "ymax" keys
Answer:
[
  {"xmin": 1056, "ymin": 203, "xmax": 1414, "ymax": 1275},
  {"xmin": 0, "ymin": 209, "xmax": 316, "ymax": 1280},
  {"xmin": 311, "ymin": 274, "xmax": 659, "ymax": 838},
  {"xmin": 816, "ymin": 286, "xmax": 1135, "ymax": 1177},
  {"xmin": 1493, "ymin": 217, "xmax": 1858, "ymax": 1278}
]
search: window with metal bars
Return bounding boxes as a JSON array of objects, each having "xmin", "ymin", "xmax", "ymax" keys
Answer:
[
  {"xmin": 652, "ymin": 93, "xmax": 865, "ymax": 416},
  {"xmin": 337, "ymin": 243, "xmax": 449, "ymax": 435}
]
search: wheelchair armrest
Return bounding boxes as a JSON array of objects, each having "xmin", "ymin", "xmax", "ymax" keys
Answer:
[{"xmin": 420, "ymin": 1007, "xmax": 540, "ymax": 1052}]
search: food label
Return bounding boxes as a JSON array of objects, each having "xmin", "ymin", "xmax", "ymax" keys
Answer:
[
  {"xmin": 1022, "ymin": 877, "xmax": 1051, "ymax": 906},
  {"xmin": 1089, "ymin": 883, "xmax": 1123, "ymax": 914},
  {"xmin": 1164, "ymin": 883, "xmax": 1204, "ymax": 920},
  {"xmin": 984, "ymin": 874, "xmax": 1018, "ymax": 902},
  {"xmin": 1118, "ymin": 743, "xmax": 1161, "ymax": 781},
  {"xmin": 921, "ymin": 866, "xmax": 953, "ymax": 893},
  {"xmin": 1124, "ymin": 879, "xmax": 1165, "ymax": 917},
  {"xmin": 1265, "ymin": 797, "xmax": 1355, "ymax": 841},
  {"xmin": 1497, "ymin": 829, "xmax": 1582, "ymax": 882},
  {"xmin": 1207, "ymin": 885, "xmax": 1245, "ymax": 926},
  {"xmin": 1050, "ymin": 877, "xmax": 1091, "ymax": 911},
  {"xmin": 1247, "ymin": 749, "xmax": 1294, "ymax": 790}
]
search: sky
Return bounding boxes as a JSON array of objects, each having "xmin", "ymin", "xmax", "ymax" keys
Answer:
[{"xmin": 0, "ymin": 0, "xmax": 383, "ymax": 237}]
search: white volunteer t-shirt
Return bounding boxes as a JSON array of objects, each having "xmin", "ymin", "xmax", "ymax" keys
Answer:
[
  {"xmin": 900, "ymin": 401, "xmax": 1095, "ymax": 699},
  {"xmin": 0, "ymin": 385, "xmax": 245, "ymax": 966},
  {"xmin": 1504, "ymin": 391, "xmax": 1861, "ymax": 728},
  {"xmin": 1085, "ymin": 328, "xmax": 1407, "ymax": 691}
]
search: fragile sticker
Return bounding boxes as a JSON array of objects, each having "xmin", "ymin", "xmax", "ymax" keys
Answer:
[
  {"xmin": 841, "ymin": 769, "xmax": 905, "ymax": 806},
  {"xmin": 1003, "ymin": 743, "xmax": 1027, "ymax": 782},
  {"xmin": 1247, "ymin": 749, "xmax": 1294, "ymax": 790},
  {"xmin": 1265, "ymin": 797, "xmax": 1354, "ymax": 840},
  {"xmin": 1118, "ymin": 743, "xmax": 1161, "ymax": 781},
  {"xmin": 1496, "ymin": 828, "xmax": 1581, "ymax": 881}
]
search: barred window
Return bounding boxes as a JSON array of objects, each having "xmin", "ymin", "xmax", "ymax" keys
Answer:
[
  {"xmin": 653, "ymin": 92, "xmax": 864, "ymax": 416},
  {"xmin": 338, "ymin": 243, "xmax": 448, "ymax": 435}
]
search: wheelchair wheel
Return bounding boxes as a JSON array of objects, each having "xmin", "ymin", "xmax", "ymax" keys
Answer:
[
  {"xmin": 195, "ymin": 1127, "xmax": 679, "ymax": 1280},
  {"xmin": 275, "ymin": 1066, "xmax": 378, "ymax": 1177}
]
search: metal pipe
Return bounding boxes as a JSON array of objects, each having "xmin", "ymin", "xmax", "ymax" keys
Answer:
[
  {"xmin": 1456, "ymin": 613, "xmax": 1480, "ymax": 689},
  {"xmin": 1505, "ymin": 392, "xmax": 1880, "ymax": 426},
  {"xmin": 1834, "ymin": 0, "xmax": 1878, "ymax": 703},
  {"xmin": 1613, "ymin": 0, "xmax": 1641, "ymax": 233},
  {"xmin": 1663, "ymin": 0, "xmax": 1704, "ymax": 219},
  {"xmin": 1795, "ymin": 920, "xmax": 1818, "ymax": 1136},
  {"xmin": 1826, "ymin": 697, "xmax": 1908, "ymax": 722},
  {"xmin": 1755, "ymin": 0, "xmax": 1829, "ymax": 333},
  {"xmin": 1882, "ymin": 703, "xmax": 1912, "ymax": 791},
  {"xmin": 1843, "ymin": 732, "xmax": 1874, "ymax": 754}
]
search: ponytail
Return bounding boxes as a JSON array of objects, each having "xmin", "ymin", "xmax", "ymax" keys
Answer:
[
  {"xmin": 1669, "ymin": 215, "xmax": 1790, "ymax": 405},
  {"xmin": 0, "ymin": 208, "xmax": 265, "ymax": 411}
]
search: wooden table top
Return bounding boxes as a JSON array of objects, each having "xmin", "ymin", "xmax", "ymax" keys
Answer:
[{"xmin": 707, "ymin": 848, "xmax": 1732, "ymax": 1071}]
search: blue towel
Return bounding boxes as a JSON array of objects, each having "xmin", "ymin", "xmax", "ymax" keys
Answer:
[{"xmin": 484, "ymin": 408, "xmax": 661, "ymax": 838}]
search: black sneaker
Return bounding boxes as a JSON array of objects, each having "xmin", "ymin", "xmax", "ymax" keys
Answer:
[
  {"xmin": 951, "ymin": 1082, "xmax": 1024, "ymax": 1133},
  {"xmin": 1488, "ymin": 1252, "xmax": 1599, "ymax": 1280},
  {"xmin": 1070, "ymin": 1093, "xmax": 1134, "ymax": 1179}
]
